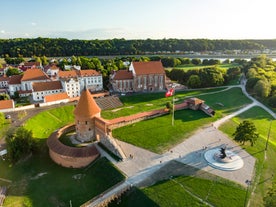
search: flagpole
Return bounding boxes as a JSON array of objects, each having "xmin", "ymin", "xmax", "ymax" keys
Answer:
[{"xmin": 172, "ymin": 93, "xmax": 174, "ymax": 126}]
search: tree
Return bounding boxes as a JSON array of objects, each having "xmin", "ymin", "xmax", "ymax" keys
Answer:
[
  {"xmin": 254, "ymin": 79, "xmax": 271, "ymax": 98},
  {"xmin": 6, "ymin": 68, "xmax": 22, "ymax": 76},
  {"xmin": 191, "ymin": 58, "xmax": 201, "ymax": 65},
  {"xmin": 268, "ymin": 95, "xmax": 276, "ymax": 108},
  {"xmin": 0, "ymin": 94, "xmax": 10, "ymax": 100},
  {"xmin": 5, "ymin": 127, "xmax": 34, "ymax": 163},
  {"xmin": 233, "ymin": 120, "xmax": 259, "ymax": 146},
  {"xmin": 264, "ymin": 183, "xmax": 276, "ymax": 207},
  {"xmin": 187, "ymin": 75, "xmax": 201, "ymax": 88}
]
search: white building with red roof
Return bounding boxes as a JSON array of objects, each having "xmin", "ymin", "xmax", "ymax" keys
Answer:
[
  {"xmin": 58, "ymin": 70, "xmax": 80, "ymax": 98},
  {"xmin": 58, "ymin": 69, "xmax": 103, "ymax": 98},
  {"xmin": 44, "ymin": 64, "xmax": 60, "ymax": 78},
  {"xmin": 19, "ymin": 61, "xmax": 43, "ymax": 71},
  {"xmin": 8, "ymin": 75, "xmax": 23, "ymax": 96},
  {"xmin": 32, "ymin": 81, "xmax": 63, "ymax": 101},
  {"xmin": 110, "ymin": 61, "xmax": 166, "ymax": 93},
  {"xmin": 20, "ymin": 68, "xmax": 50, "ymax": 96},
  {"xmin": 78, "ymin": 69, "xmax": 103, "ymax": 92},
  {"xmin": 0, "ymin": 76, "xmax": 9, "ymax": 89}
]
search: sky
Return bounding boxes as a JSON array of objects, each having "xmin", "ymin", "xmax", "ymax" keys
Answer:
[{"xmin": 1, "ymin": 0, "xmax": 276, "ymax": 40}]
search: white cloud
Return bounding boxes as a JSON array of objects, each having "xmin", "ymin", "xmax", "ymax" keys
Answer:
[
  {"xmin": 24, "ymin": 33, "xmax": 30, "ymax": 37},
  {"xmin": 31, "ymin": 22, "xmax": 37, "ymax": 26},
  {"xmin": 0, "ymin": 30, "xmax": 5, "ymax": 34}
]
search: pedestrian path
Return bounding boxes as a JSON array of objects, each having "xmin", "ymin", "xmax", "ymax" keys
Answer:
[{"xmin": 83, "ymin": 83, "xmax": 275, "ymax": 206}]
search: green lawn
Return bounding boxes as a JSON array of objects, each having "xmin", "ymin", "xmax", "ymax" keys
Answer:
[
  {"xmin": 112, "ymin": 87, "xmax": 252, "ymax": 153},
  {"xmin": 101, "ymin": 87, "xmax": 234, "ymax": 120},
  {"xmin": 173, "ymin": 63, "xmax": 240, "ymax": 71},
  {"xmin": 113, "ymin": 110, "xmax": 215, "ymax": 153},
  {"xmin": 1, "ymin": 156, "xmax": 124, "ymax": 207},
  {"xmin": 1, "ymin": 87, "xmax": 262, "ymax": 207},
  {"xmin": 24, "ymin": 105, "xmax": 75, "ymax": 139},
  {"xmin": 219, "ymin": 106, "xmax": 276, "ymax": 206},
  {"xmin": 109, "ymin": 175, "xmax": 246, "ymax": 207}
]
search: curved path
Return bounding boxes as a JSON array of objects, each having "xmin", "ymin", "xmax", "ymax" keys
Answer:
[{"xmin": 85, "ymin": 82, "xmax": 276, "ymax": 206}]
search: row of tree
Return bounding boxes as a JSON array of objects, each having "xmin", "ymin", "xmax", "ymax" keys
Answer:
[
  {"xmin": 0, "ymin": 38, "xmax": 268, "ymax": 57},
  {"xmin": 166, "ymin": 66, "xmax": 241, "ymax": 88},
  {"xmin": 244, "ymin": 55, "xmax": 276, "ymax": 107}
]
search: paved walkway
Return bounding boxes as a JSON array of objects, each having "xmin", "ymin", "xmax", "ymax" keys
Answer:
[{"xmin": 86, "ymin": 83, "xmax": 276, "ymax": 206}]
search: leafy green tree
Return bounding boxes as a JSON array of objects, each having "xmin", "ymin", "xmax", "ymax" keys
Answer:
[
  {"xmin": 187, "ymin": 75, "xmax": 201, "ymax": 88},
  {"xmin": 0, "ymin": 94, "xmax": 10, "ymax": 100},
  {"xmin": 41, "ymin": 55, "xmax": 48, "ymax": 66},
  {"xmin": 5, "ymin": 127, "xmax": 34, "ymax": 163},
  {"xmin": 264, "ymin": 183, "xmax": 276, "ymax": 207},
  {"xmin": 268, "ymin": 95, "xmax": 276, "ymax": 108},
  {"xmin": 6, "ymin": 68, "xmax": 22, "ymax": 76},
  {"xmin": 227, "ymin": 67, "xmax": 241, "ymax": 80},
  {"xmin": 191, "ymin": 58, "xmax": 201, "ymax": 65},
  {"xmin": 233, "ymin": 120, "xmax": 259, "ymax": 146},
  {"xmin": 254, "ymin": 79, "xmax": 271, "ymax": 98}
]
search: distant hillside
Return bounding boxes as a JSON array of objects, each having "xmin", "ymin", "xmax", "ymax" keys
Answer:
[{"xmin": 0, "ymin": 38, "xmax": 273, "ymax": 57}]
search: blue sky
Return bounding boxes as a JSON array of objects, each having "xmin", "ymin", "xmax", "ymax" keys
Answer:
[{"xmin": 1, "ymin": 0, "xmax": 276, "ymax": 40}]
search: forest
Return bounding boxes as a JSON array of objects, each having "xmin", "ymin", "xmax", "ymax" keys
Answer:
[{"xmin": 1, "ymin": 38, "xmax": 275, "ymax": 57}]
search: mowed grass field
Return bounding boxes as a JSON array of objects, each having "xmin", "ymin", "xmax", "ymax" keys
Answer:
[
  {"xmin": 173, "ymin": 63, "xmax": 240, "ymax": 71},
  {"xmin": 24, "ymin": 105, "xmax": 75, "ymax": 138},
  {"xmin": 1, "ymin": 105, "xmax": 125, "ymax": 207},
  {"xmin": 109, "ymin": 171, "xmax": 246, "ymax": 207},
  {"xmin": 0, "ymin": 157, "xmax": 124, "ymax": 207},
  {"xmin": 112, "ymin": 87, "xmax": 252, "ymax": 153},
  {"xmin": 1, "ymin": 86, "xmax": 266, "ymax": 207},
  {"xmin": 219, "ymin": 106, "xmax": 276, "ymax": 206}
]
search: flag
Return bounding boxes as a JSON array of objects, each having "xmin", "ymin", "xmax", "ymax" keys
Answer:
[{"xmin": 165, "ymin": 88, "xmax": 174, "ymax": 97}]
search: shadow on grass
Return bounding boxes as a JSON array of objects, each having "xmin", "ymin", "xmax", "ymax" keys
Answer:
[
  {"xmin": 2, "ymin": 140, "xmax": 125, "ymax": 207},
  {"xmin": 108, "ymin": 187, "xmax": 159, "ymax": 207}
]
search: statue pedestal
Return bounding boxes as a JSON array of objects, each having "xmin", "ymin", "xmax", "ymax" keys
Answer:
[{"xmin": 204, "ymin": 148, "xmax": 244, "ymax": 171}]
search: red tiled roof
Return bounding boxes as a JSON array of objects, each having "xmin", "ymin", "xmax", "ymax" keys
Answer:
[
  {"xmin": 113, "ymin": 70, "xmax": 133, "ymax": 80},
  {"xmin": 32, "ymin": 81, "xmax": 62, "ymax": 92},
  {"xmin": 74, "ymin": 89, "xmax": 101, "ymax": 118},
  {"xmin": 0, "ymin": 100, "xmax": 14, "ymax": 109},
  {"xmin": 44, "ymin": 92, "xmax": 69, "ymax": 103},
  {"xmin": 21, "ymin": 69, "xmax": 49, "ymax": 81},
  {"xmin": 132, "ymin": 61, "xmax": 165, "ymax": 75},
  {"xmin": 23, "ymin": 62, "xmax": 41, "ymax": 67},
  {"xmin": 78, "ymin": 69, "xmax": 100, "ymax": 76},
  {"xmin": 8, "ymin": 75, "xmax": 22, "ymax": 84},
  {"xmin": 58, "ymin": 70, "xmax": 78, "ymax": 78},
  {"xmin": 44, "ymin": 64, "xmax": 60, "ymax": 71}
]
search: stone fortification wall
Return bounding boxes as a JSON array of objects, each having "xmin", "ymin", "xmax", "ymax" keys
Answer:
[{"xmin": 47, "ymin": 124, "xmax": 100, "ymax": 168}]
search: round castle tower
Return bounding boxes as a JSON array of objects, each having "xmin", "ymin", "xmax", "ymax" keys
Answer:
[{"xmin": 74, "ymin": 88, "xmax": 101, "ymax": 142}]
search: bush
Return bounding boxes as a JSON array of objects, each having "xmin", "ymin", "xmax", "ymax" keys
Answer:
[{"xmin": 5, "ymin": 127, "xmax": 35, "ymax": 163}]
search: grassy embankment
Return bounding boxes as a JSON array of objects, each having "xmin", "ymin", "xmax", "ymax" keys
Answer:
[
  {"xmin": 111, "ymin": 87, "xmax": 251, "ymax": 153},
  {"xmin": 0, "ymin": 105, "xmax": 125, "ymax": 207},
  {"xmin": 3, "ymin": 86, "xmax": 271, "ymax": 207},
  {"xmin": 219, "ymin": 106, "xmax": 276, "ymax": 206}
]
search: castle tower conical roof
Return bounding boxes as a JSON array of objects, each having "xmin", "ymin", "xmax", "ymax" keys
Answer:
[{"xmin": 74, "ymin": 89, "xmax": 101, "ymax": 118}]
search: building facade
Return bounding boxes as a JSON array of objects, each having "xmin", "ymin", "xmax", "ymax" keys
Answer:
[
  {"xmin": 110, "ymin": 61, "xmax": 166, "ymax": 93},
  {"xmin": 32, "ymin": 81, "xmax": 64, "ymax": 101}
]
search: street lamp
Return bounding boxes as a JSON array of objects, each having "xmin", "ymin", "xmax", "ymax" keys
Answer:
[
  {"xmin": 265, "ymin": 120, "xmax": 273, "ymax": 151},
  {"xmin": 244, "ymin": 180, "xmax": 251, "ymax": 207}
]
